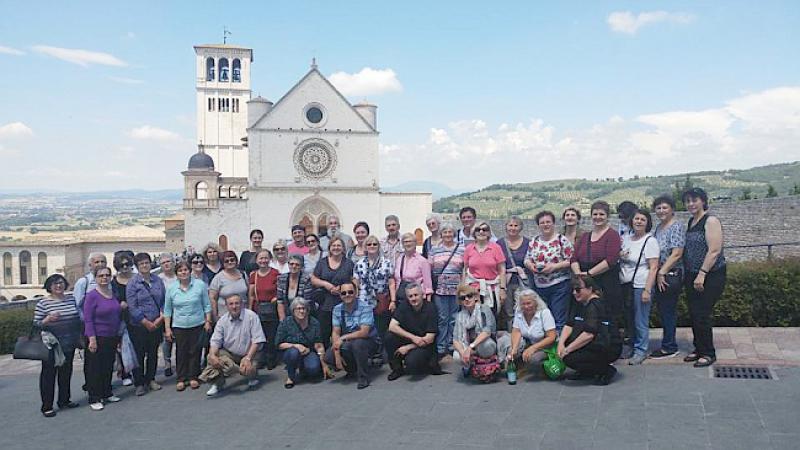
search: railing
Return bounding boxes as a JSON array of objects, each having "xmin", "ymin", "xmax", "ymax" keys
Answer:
[{"xmin": 725, "ymin": 242, "xmax": 800, "ymax": 261}]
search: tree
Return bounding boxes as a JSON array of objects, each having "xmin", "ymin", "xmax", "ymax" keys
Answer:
[
  {"xmin": 791, "ymin": 183, "xmax": 800, "ymax": 195},
  {"xmin": 740, "ymin": 188, "xmax": 752, "ymax": 201},
  {"xmin": 766, "ymin": 184, "xmax": 778, "ymax": 198}
]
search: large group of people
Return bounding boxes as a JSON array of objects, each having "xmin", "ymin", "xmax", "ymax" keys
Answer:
[{"xmin": 31, "ymin": 187, "xmax": 727, "ymax": 417}]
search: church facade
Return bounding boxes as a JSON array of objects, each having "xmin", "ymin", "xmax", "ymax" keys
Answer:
[{"xmin": 182, "ymin": 44, "xmax": 432, "ymax": 251}]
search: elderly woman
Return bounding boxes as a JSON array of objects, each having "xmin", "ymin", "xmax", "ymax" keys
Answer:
[
  {"xmin": 277, "ymin": 255, "xmax": 314, "ymax": 313},
  {"xmin": 619, "ymin": 209, "xmax": 660, "ymax": 365},
  {"xmin": 164, "ymin": 261, "xmax": 212, "ymax": 391},
  {"xmin": 392, "ymin": 232, "xmax": 433, "ymax": 307},
  {"xmin": 428, "ymin": 222, "xmax": 464, "ymax": 357},
  {"xmin": 209, "ymin": 251, "xmax": 249, "ymax": 321},
  {"xmin": 348, "ymin": 221, "xmax": 370, "ymax": 263},
  {"xmin": 682, "ymin": 188, "xmax": 726, "ymax": 368},
  {"xmin": 311, "ymin": 236, "xmax": 356, "ymax": 348},
  {"xmin": 34, "ymin": 274, "xmax": 82, "ymax": 417},
  {"xmin": 526, "ymin": 211, "xmax": 574, "ymax": 332},
  {"xmin": 559, "ymin": 275, "xmax": 622, "ymax": 385},
  {"xmin": 562, "ymin": 207, "xmax": 584, "ymax": 246},
  {"xmin": 353, "ymin": 234, "xmax": 395, "ymax": 342},
  {"xmin": 570, "ymin": 201, "xmax": 622, "ymax": 337},
  {"xmin": 248, "ymin": 249, "xmax": 280, "ymax": 369},
  {"xmin": 497, "ymin": 216, "xmax": 530, "ymax": 330},
  {"xmin": 421, "ymin": 213, "xmax": 442, "ymax": 259},
  {"xmin": 239, "ymin": 229, "xmax": 264, "ymax": 275},
  {"xmin": 276, "ymin": 298, "xmax": 329, "ymax": 388},
  {"xmin": 201, "ymin": 243, "xmax": 223, "ymax": 281},
  {"xmin": 158, "ymin": 253, "xmax": 177, "ymax": 377},
  {"xmin": 463, "ymin": 221, "xmax": 507, "ymax": 319},
  {"xmin": 126, "ymin": 253, "xmax": 166, "ymax": 396},
  {"xmin": 499, "ymin": 288, "xmax": 557, "ymax": 374},
  {"xmin": 453, "ymin": 284, "xmax": 504, "ymax": 371},
  {"xmin": 649, "ymin": 195, "xmax": 685, "ymax": 359},
  {"xmin": 270, "ymin": 240, "xmax": 290, "ymax": 274},
  {"xmin": 111, "ymin": 250, "xmax": 134, "ymax": 386},
  {"xmin": 83, "ymin": 266, "xmax": 122, "ymax": 410}
]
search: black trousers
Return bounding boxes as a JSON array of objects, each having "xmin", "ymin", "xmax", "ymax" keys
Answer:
[
  {"xmin": 174, "ymin": 325, "xmax": 203, "ymax": 382},
  {"xmin": 85, "ymin": 336, "xmax": 119, "ymax": 403},
  {"xmin": 324, "ymin": 338, "xmax": 377, "ymax": 384},
  {"xmin": 130, "ymin": 326, "xmax": 162, "ymax": 386},
  {"xmin": 319, "ymin": 310, "xmax": 333, "ymax": 349},
  {"xmin": 260, "ymin": 320, "xmax": 279, "ymax": 367},
  {"xmin": 564, "ymin": 343, "xmax": 622, "ymax": 377},
  {"xmin": 685, "ymin": 267, "xmax": 726, "ymax": 358},
  {"xmin": 40, "ymin": 348, "xmax": 75, "ymax": 412},
  {"xmin": 384, "ymin": 332, "xmax": 436, "ymax": 374}
]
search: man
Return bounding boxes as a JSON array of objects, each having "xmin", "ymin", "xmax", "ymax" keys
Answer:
[
  {"xmin": 385, "ymin": 283, "xmax": 444, "ymax": 380},
  {"xmin": 158, "ymin": 253, "xmax": 178, "ymax": 377},
  {"xmin": 287, "ymin": 225, "xmax": 309, "ymax": 255},
  {"xmin": 457, "ymin": 207, "xmax": 477, "ymax": 245},
  {"xmin": 324, "ymin": 282, "xmax": 377, "ymax": 389},
  {"xmin": 200, "ymin": 294, "xmax": 266, "ymax": 396},
  {"xmin": 126, "ymin": 253, "xmax": 166, "ymax": 396},
  {"xmin": 319, "ymin": 215, "xmax": 355, "ymax": 253},
  {"xmin": 74, "ymin": 253, "xmax": 107, "ymax": 316},
  {"xmin": 380, "ymin": 214, "xmax": 402, "ymax": 264}
]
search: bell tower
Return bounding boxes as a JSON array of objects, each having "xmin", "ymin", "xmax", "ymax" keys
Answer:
[{"xmin": 194, "ymin": 44, "xmax": 253, "ymax": 178}]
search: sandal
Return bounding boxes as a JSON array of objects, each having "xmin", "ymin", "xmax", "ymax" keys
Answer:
[
  {"xmin": 189, "ymin": 380, "xmax": 200, "ymax": 390},
  {"xmin": 176, "ymin": 382, "xmax": 186, "ymax": 391},
  {"xmin": 683, "ymin": 352, "xmax": 700, "ymax": 362},
  {"xmin": 693, "ymin": 356, "xmax": 716, "ymax": 367}
]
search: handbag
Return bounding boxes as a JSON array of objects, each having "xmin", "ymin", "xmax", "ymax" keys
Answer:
[
  {"xmin": 13, "ymin": 326, "xmax": 51, "ymax": 361},
  {"xmin": 621, "ymin": 236, "xmax": 651, "ymax": 300}
]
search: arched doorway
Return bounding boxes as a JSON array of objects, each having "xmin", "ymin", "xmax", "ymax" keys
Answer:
[{"xmin": 290, "ymin": 195, "xmax": 341, "ymax": 237}]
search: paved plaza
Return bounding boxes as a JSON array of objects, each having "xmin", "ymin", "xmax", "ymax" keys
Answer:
[{"xmin": 1, "ymin": 328, "xmax": 799, "ymax": 450}]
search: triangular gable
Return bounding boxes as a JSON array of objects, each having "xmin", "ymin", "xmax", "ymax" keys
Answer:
[{"xmin": 251, "ymin": 68, "xmax": 377, "ymax": 132}]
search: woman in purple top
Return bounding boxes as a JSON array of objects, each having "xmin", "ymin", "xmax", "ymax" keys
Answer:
[{"xmin": 83, "ymin": 266, "xmax": 122, "ymax": 411}]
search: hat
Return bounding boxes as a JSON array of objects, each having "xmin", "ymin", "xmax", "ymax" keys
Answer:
[{"xmin": 291, "ymin": 225, "xmax": 305, "ymax": 233}]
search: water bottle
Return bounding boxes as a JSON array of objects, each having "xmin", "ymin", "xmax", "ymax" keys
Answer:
[{"xmin": 507, "ymin": 359, "xmax": 517, "ymax": 385}]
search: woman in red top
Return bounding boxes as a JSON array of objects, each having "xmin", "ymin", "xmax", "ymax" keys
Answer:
[
  {"xmin": 248, "ymin": 249, "xmax": 280, "ymax": 369},
  {"xmin": 463, "ymin": 221, "xmax": 507, "ymax": 321}
]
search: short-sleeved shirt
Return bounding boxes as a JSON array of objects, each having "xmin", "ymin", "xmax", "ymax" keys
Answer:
[
  {"xmin": 276, "ymin": 316, "xmax": 322, "ymax": 347},
  {"xmin": 512, "ymin": 309, "xmax": 556, "ymax": 344},
  {"xmin": 287, "ymin": 242, "xmax": 310, "ymax": 256},
  {"xmin": 313, "ymin": 257, "xmax": 355, "ymax": 311},
  {"xmin": 332, "ymin": 300, "xmax": 375, "ymax": 334},
  {"xmin": 566, "ymin": 298, "xmax": 606, "ymax": 347},
  {"xmin": 209, "ymin": 271, "xmax": 249, "ymax": 316},
  {"xmin": 654, "ymin": 220, "xmax": 685, "ymax": 271},
  {"xmin": 210, "ymin": 308, "xmax": 266, "ymax": 356},
  {"xmin": 619, "ymin": 234, "xmax": 660, "ymax": 288},
  {"xmin": 428, "ymin": 243, "xmax": 465, "ymax": 296},
  {"xmin": 249, "ymin": 268, "xmax": 279, "ymax": 303},
  {"xmin": 463, "ymin": 242, "xmax": 506, "ymax": 280},
  {"xmin": 380, "ymin": 237, "xmax": 403, "ymax": 267},
  {"xmin": 392, "ymin": 301, "xmax": 437, "ymax": 338},
  {"xmin": 353, "ymin": 256, "xmax": 394, "ymax": 307},
  {"xmin": 527, "ymin": 234, "xmax": 574, "ymax": 288}
]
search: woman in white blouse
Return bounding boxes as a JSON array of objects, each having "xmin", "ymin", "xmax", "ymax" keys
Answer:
[{"xmin": 501, "ymin": 288, "xmax": 557, "ymax": 373}]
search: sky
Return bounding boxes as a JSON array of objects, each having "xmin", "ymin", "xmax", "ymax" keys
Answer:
[{"xmin": 1, "ymin": 1, "xmax": 799, "ymax": 192}]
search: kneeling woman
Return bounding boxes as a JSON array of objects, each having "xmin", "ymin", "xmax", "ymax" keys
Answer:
[
  {"xmin": 558, "ymin": 275, "xmax": 622, "ymax": 385},
  {"xmin": 501, "ymin": 288, "xmax": 557, "ymax": 375},
  {"xmin": 453, "ymin": 284, "xmax": 507, "ymax": 377},
  {"xmin": 276, "ymin": 298, "xmax": 329, "ymax": 388}
]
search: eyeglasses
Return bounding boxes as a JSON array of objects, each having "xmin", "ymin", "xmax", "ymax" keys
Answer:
[
  {"xmin": 340, "ymin": 290, "xmax": 355, "ymax": 296},
  {"xmin": 294, "ymin": 306, "xmax": 307, "ymax": 311},
  {"xmin": 305, "ymin": 239, "xmax": 317, "ymax": 244},
  {"xmin": 365, "ymin": 243, "xmax": 379, "ymax": 247},
  {"xmin": 273, "ymin": 247, "xmax": 286, "ymax": 252},
  {"xmin": 458, "ymin": 294, "xmax": 476, "ymax": 300},
  {"xmin": 476, "ymin": 227, "xmax": 490, "ymax": 233},
  {"xmin": 192, "ymin": 260, "xmax": 204, "ymax": 265},
  {"xmin": 288, "ymin": 262, "xmax": 301, "ymax": 267},
  {"xmin": 224, "ymin": 258, "xmax": 237, "ymax": 263}
]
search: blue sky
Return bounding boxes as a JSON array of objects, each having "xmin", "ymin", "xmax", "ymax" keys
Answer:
[{"xmin": 1, "ymin": 1, "xmax": 799, "ymax": 191}]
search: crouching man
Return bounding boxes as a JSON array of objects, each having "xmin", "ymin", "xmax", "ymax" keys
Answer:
[{"xmin": 385, "ymin": 283, "xmax": 445, "ymax": 380}]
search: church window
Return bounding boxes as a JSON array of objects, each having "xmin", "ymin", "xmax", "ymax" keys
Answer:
[
  {"xmin": 206, "ymin": 57, "xmax": 215, "ymax": 81},
  {"xmin": 2, "ymin": 252, "xmax": 11, "ymax": 284},
  {"xmin": 218, "ymin": 235, "xmax": 229, "ymax": 251},
  {"xmin": 233, "ymin": 98, "xmax": 239, "ymax": 113},
  {"xmin": 228, "ymin": 186, "xmax": 237, "ymax": 198},
  {"xmin": 19, "ymin": 251, "xmax": 31, "ymax": 285},
  {"xmin": 218, "ymin": 185, "xmax": 228, "ymax": 198},
  {"xmin": 414, "ymin": 229, "xmax": 424, "ymax": 246},
  {"xmin": 195, "ymin": 181, "xmax": 209, "ymax": 200},
  {"xmin": 232, "ymin": 59, "xmax": 241, "ymax": 82},
  {"xmin": 219, "ymin": 58, "xmax": 229, "ymax": 82},
  {"xmin": 306, "ymin": 107, "xmax": 323, "ymax": 124},
  {"xmin": 239, "ymin": 186, "xmax": 247, "ymax": 199},
  {"xmin": 317, "ymin": 214, "xmax": 328, "ymax": 238},
  {"xmin": 299, "ymin": 216, "xmax": 313, "ymax": 234},
  {"xmin": 38, "ymin": 252, "xmax": 47, "ymax": 282},
  {"xmin": 208, "ymin": 98, "xmax": 215, "ymax": 112}
]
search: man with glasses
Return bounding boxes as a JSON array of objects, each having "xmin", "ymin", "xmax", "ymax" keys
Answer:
[
  {"xmin": 380, "ymin": 215, "xmax": 402, "ymax": 265},
  {"xmin": 287, "ymin": 225, "xmax": 310, "ymax": 256},
  {"xmin": 385, "ymin": 283, "xmax": 445, "ymax": 380},
  {"xmin": 324, "ymin": 282, "xmax": 378, "ymax": 389}
]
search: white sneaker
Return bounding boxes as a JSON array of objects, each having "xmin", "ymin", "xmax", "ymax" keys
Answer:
[
  {"xmin": 121, "ymin": 378, "xmax": 133, "ymax": 386},
  {"xmin": 247, "ymin": 379, "xmax": 260, "ymax": 388},
  {"xmin": 89, "ymin": 402, "xmax": 104, "ymax": 411},
  {"xmin": 206, "ymin": 384, "xmax": 220, "ymax": 396},
  {"xmin": 104, "ymin": 395, "xmax": 121, "ymax": 403}
]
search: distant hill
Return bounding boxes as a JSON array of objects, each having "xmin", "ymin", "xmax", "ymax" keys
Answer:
[
  {"xmin": 383, "ymin": 181, "xmax": 460, "ymax": 200},
  {"xmin": 0, "ymin": 189, "xmax": 183, "ymax": 201},
  {"xmin": 433, "ymin": 161, "xmax": 800, "ymax": 218}
]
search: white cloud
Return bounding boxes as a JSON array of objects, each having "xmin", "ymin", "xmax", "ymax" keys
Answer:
[
  {"xmin": 109, "ymin": 76, "xmax": 144, "ymax": 85},
  {"xmin": 32, "ymin": 45, "xmax": 128, "ymax": 67},
  {"xmin": 0, "ymin": 45, "xmax": 25, "ymax": 56},
  {"xmin": 0, "ymin": 122, "xmax": 34, "ymax": 138},
  {"xmin": 608, "ymin": 11, "xmax": 695, "ymax": 35},
  {"xmin": 380, "ymin": 86, "xmax": 800, "ymax": 190},
  {"xmin": 127, "ymin": 125, "xmax": 184, "ymax": 142},
  {"xmin": 329, "ymin": 67, "xmax": 402, "ymax": 97}
]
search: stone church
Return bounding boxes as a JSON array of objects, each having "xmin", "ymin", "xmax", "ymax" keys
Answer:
[{"xmin": 182, "ymin": 44, "xmax": 432, "ymax": 251}]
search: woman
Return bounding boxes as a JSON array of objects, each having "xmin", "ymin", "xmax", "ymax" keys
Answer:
[
  {"xmin": 201, "ymin": 243, "xmax": 223, "ymax": 282},
  {"xmin": 570, "ymin": 201, "xmax": 623, "ymax": 338},
  {"xmin": 126, "ymin": 253, "xmax": 166, "ymax": 396},
  {"xmin": 239, "ymin": 229, "xmax": 264, "ymax": 275},
  {"xmin": 248, "ymin": 249, "xmax": 280, "ymax": 369},
  {"xmin": 303, "ymin": 233, "xmax": 324, "ymax": 276},
  {"xmin": 353, "ymin": 235, "xmax": 395, "ymax": 342},
  {"xmin": 348, "ymin": 221, "xmax": 370, "ymax": 263},
  {"xmin": 497, "ymin": 216, "xmax": 531, "ymax": 330},
  {"xmin": 311, "ymin": 236, "xmax": 356, "ymax": 348},
  {"xmin": 277, "ymin": 255, "xmax": 314, "ymax": 313},
  {"xmin": 111, "ymin": 251, "xmax": 134, "ymax": 386},
  {"xmin": 83, "ymin": 266, "xmax": 122, "ymax": 411},
  {"xmin": 526, "ymin": 211, "xmax": 574, "ymax": 332},
  {"xmin": 463, "ymin": 222, "xmax": 506, "ymax": 319},
  {"xmin": 189, "ymin": 253, "xmax": 210, "ymax": 284},
  {"xmin": 270, "ymin": 240, "xmax": 290, "ymax": 274},
  {"xmin": 682, "ymin": 187, "xmax": 726, "ymax": 368},
  {"xmin": 421, "ymin": 213, "xmax": 442, "ymax": 259},
  {"xmin": 392, "ymin": 232, "xmax": 433, "ymax": 306},
  {"xmin": 649, "ymin": 195, "xmax": 685, "ymax": 359},
  {"xmin": 619, "ymin": 209, "xmax": 660, "ymax": 365},
  {"xmin": 453, "ymin": 284, "xmax": 505, "ymax": 375},
  {"xmin": 562, "ymin": 207, "xmax": 584, "ymax": 246},
  {"xmin": 164, "ymin": 261, "xmax": 213, "ymax": 391},
  {"xmin": 276, "ymin": 298, "xmax": 329, "ymax": 388},
  {"xmin": 427, "ymin": 222, "xmax": 464, "ymax": 358},
  {"xmin": 209, "ymin": 251, "xmax": 249, "ymax": 320},
  {"xmin": 558, "ymin": 275, "xmax": 622, "ymax": 385},
  {"xmin": 33, "ymin": 274, "xmax": 82, "ymax": 417},
  {"xmin": 501, "ymin": 289, "xmax": 557, "ymax": 375}
]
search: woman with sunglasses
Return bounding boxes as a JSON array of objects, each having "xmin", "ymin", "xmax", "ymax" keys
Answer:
[
  {"xmin": 311, "ymin": 236, "xmax": 356, "ymax": 348},
  {"xmin": 249, "ymin": 249, "xmax": 281, "ymax": 369},
  {"xmin": 239, "ymin": 229, "xmax": 264, "ymax": 275},
  {"xmin": 270, "ymin": 240, "xmax": 291, "ymax": 274},
  {"xmin": 302, "ymin": 233, "xmax": 324, "ymax": 276},
  {"xmin": 558, "ymin": 275, "xmax": 622, "ymax": 385},
  {"xmin": 111, "ymin": 251, "xmax": 135, "ymax": 386},
  {"xmin": 201, "ymin": 243, "xmax": 223, "ymax": 282},
  {"xmin": 463, "ymin": 221, "xmax": 507, "ymax": 322},
  {"xmin": 453, "ymin": 284, "xmax": 505, "ymax": 375},
  {"xmin": 392, "ymin": 232, "xmax": 433, "ymax": 307},
  {"xmin": 189, "ymin": 253, "xmax": 210, "ymax": 284},
  {"xmin": 353, "ymin": 234, "xmax": 395, "ymax": 359},
  {"xmin": 209, "ymin": 251, "xmax": 249, "ymax": 321},
  {"xmin": 83, "ymin": 266, "xmax": 123, "ymax": 410}
]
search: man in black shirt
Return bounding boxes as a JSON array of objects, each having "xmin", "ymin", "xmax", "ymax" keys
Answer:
[{"xmin": 385, "ymin": 283, "xmax": 444, "ymax": 380}]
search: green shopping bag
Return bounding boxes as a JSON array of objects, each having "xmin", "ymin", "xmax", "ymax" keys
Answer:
[{"xmin": 542, "ymin": 344, "xmax": 566, "ymax": 380}]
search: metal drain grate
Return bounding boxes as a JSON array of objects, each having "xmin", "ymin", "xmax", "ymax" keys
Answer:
[{"xmin": 713, "ymin": 365, "xmax": 773, "ymax": 380}]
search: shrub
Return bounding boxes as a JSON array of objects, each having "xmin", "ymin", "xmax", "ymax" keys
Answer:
[{"xmin": 0, "ymin": 308, "xmax": 35, "ymax": 354}]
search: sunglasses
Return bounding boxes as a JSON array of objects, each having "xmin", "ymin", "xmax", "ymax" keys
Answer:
[
  {"xmin": 340, "ymin": 290, "xmax": 355, "ymax": 296},
  {"xmin": 192, "ymin": 260, "xmax": 204, "ymax": 265},
  {"xmin": 273, "ymin": 247, "xmax": 286, "ymax": 251},
  {"xmin": 476, "ymin": 227, "xmax": 490, "ymax": 233},
  {"xmin": 288, "ymin": 262, "xmax": 301, "ymax": 267},
  {"xmin": 365, "ymin": 242, "xmax": 379, "ymax": 247},
  {"xmin": 305, "ymin": 239, "xmax": 317, "ymax": 243},
  {"xmin": 224, "ymin": 258, "xmax": 237, "ymax": 263},
  {"xmin": 121, "ymin": 262, "xmax": 132, "ymax": 268},
  {"xmin": 458, "ymin": 294, "xmax": 476, "ymax": 300}
]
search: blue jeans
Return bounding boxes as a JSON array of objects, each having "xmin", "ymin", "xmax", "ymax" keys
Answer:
[
  {"xmin": 433, "ymin": 294, "xmax": 458, "ymax": 354},
  {"xmin": 282, "ymin": 347, "xmax": 322, "ymax": 382},
  {"xmin": 632, "ymin": 288, "xmax": 652, "ymax": 357},
  {"xmin": 654, "ymin": 286, "xmax": 679, "ymax": 353},
  {"xmin": 534, "ymin": 279, "xmax": 572, "ymax": 332}
]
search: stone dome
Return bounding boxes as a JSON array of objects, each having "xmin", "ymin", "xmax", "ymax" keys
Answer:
[{"xmin": 188, "ymin": 152, "xmax": 214, "ymax": 170}]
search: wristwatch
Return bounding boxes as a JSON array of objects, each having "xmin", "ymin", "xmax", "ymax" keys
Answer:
[{"xmin": 469, "ymin": 343, "xmax": 476, "ymax": 350}]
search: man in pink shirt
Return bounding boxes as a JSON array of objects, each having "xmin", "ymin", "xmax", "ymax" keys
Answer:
[{"xmin": 287, "ymin": 225, "xmax": 310, "ymax": 256}]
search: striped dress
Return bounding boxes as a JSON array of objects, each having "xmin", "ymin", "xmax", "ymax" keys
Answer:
[{"xmin": 33, "ymin": 296, "xmax": 82, "ymax": 352}]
